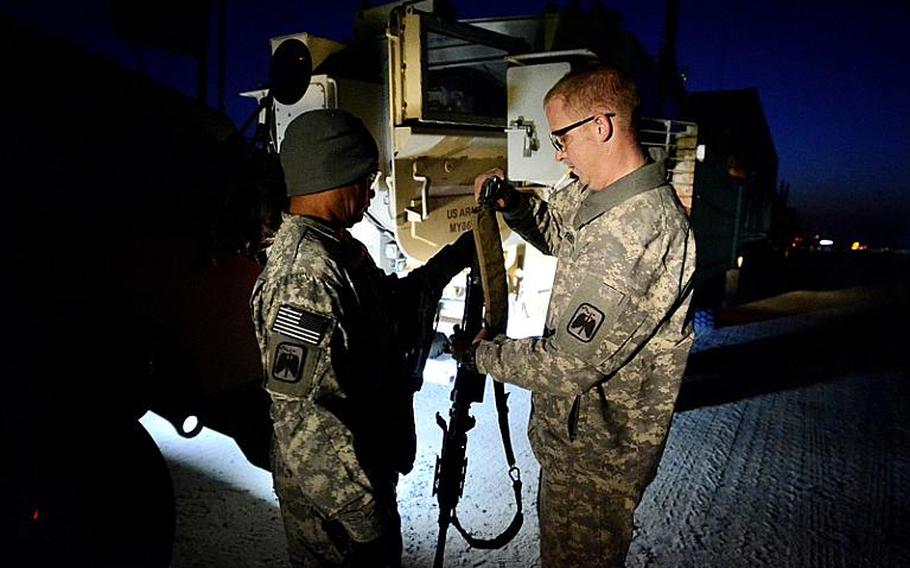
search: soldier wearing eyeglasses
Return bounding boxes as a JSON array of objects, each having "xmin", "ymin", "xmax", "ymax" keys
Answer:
[
  {"xmin": 251, "ymin": 109, "xmax": 473, "ymax": 567},
  {"xmin": 467, "ymin": 65, "xmax": 697, "ymax": 567}
]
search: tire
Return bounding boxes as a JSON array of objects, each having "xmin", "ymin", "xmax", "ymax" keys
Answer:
[{"xmin": 18, "ymin": 420, "xmax": 175, "ymax": 568}]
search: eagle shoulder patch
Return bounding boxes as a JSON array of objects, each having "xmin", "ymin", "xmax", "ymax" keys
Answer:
[
  {"xmin": 567, "ymin": 303, "xmax": 605, "ymax": 343},
  {"xmin": 554, "ymin": 272, "xmax": 626, "ymax": 363},
  {"xmin": 272, "ymin": 343, "xmax": 306, "ymax": 383}
]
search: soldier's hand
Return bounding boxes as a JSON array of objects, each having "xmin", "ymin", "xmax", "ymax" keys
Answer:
[
  {"xmin": 448, "ymin": 324, "xmax": 480, "ymax": 372},
  {"xmin": 473, "ymin": 168, "xmax": 507, "ymax": 207},
  {"xmin": 475, "ymin": 171, "xmax": 518, "ymax": 212}
]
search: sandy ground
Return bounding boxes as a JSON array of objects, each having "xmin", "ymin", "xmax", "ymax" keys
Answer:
[{"xmin": 143, "ymin": 285, "xmax": 910, "ymax": 567}]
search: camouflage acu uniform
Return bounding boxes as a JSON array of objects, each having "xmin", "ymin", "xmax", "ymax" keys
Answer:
[
  {"xmin": 475, "ymin": 152, "xmax": 696, "ymax": 567},
  {"xmin": 251, "ymin": 214, "xmax": 418, "ymax": 568}
]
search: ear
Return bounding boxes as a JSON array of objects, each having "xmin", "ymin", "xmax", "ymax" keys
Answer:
[{"xmin": 595, "ymin": 114, "xmax": 614, "ymax": 143}]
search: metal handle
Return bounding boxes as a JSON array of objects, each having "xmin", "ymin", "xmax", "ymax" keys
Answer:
[
  {"xmin": 406, "ymin": 161, "xmax": 430, "ymax": 222},
  {"xmin": 507, "ymin": 116, "xmax": 538, "ymax": 157}
]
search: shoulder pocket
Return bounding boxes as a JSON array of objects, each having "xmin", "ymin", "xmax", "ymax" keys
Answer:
[
  {"xmin": 264, "ymin": 304, "xmax": 335, "ymax": 398},
  {"xmin": 554, "ymin": 272, "xmax": 627, "ymax": 363}
]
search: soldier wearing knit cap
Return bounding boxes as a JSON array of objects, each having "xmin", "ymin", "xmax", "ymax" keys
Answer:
[
  {"xmin": 251, "ymin": 109, "xmax": 474, "ymax": 567},
  {"xmin": 280, "ymin": 108, "xmax": 381, "ymax": 200}
]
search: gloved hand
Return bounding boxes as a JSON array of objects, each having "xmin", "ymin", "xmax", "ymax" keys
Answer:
[
  {"xmin": 448, "ymin": 325, "xmax": 485, "ymax": 372},
  {"xmin": 479, "ymin": 176, "xmax": 518, "ymax": 212},
  {"xmin": 473, "ymin": 168, "xmax": 518, "ymax": 212}
]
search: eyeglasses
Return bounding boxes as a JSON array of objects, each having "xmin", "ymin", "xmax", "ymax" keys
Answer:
[
  {"xmin": 548, "ymin": 112, "xmax": 616, "ymax": 152},
  {"xmin": 365, "ymin": 171, "xmax": 380, "ymax": 188}
]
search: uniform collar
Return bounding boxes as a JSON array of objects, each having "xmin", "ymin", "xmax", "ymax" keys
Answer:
[
  {"xmin": 573, "ymin": 147, "xmax": 668, "ymax": 230},
  {"xmin": 282, "ymin": 212, "xmax": 345, "ymax": 243}
]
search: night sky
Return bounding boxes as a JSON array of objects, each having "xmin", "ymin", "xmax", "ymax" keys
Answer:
[{"xmin": 3, "ymin": 0, "xmax": 908, "ymax": 248}]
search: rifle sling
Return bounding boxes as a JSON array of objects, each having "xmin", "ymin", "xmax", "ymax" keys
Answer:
[
  {"xmin": 449, "ymin": 205, "xmax": 524, "ymax": 549},
  {"xmin": 472, "ymin": 206, "xmax": 508, "ymax": 335}
]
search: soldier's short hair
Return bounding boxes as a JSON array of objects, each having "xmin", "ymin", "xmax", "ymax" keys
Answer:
[{"xmin": 545, "ymin": 64, "xmax": 640, "ymax": 133}]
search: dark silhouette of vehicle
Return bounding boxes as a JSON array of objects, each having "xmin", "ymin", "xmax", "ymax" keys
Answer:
[{"xmin": 0, "ymin": 16, "xmax": 285, "ymax": 568}]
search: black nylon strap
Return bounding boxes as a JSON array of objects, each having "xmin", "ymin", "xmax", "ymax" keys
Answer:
[
  {"xmin": 494, "ymin": 380, "xmax": 517, "ymax": 466},
  {"xmin": 451, "ymin": 456, "xmax": 523, "ymax": 550}
]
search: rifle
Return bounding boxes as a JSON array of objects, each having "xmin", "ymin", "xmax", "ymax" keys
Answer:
[{"xmin": 431, "ymin": 180, "xmax": 523, "ymax": 567}]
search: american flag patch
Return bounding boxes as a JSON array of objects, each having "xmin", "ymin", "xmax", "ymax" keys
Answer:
[{"xmin": 271, "ymin": 305, "xmax": 331, "ymax": 345}]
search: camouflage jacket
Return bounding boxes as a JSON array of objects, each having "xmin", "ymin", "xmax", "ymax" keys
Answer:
[
  {"xmin": 250, "ymin": 214, "xmax": 417, "ymax": 534},
  {"xmin": 475, "ymin": 155, "xmax": 696, "ymax": 484}
]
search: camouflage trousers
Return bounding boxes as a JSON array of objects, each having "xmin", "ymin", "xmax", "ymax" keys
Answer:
[
  {"xmin": 272, "ymin": 448, "xmax": 402, "ymax": 568},
  {"xmin": 538, "ymin": 468, "xmax": 639, "ymax": 568}
]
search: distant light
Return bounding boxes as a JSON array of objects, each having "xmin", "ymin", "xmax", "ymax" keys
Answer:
[
  {"xmin": 736, "ymin": 255, "xmax": 744, "ymax": 268},
  {"xmin": 696, "ymin": 144, "xmax": 706, "ymax": 162},
  {"xmin": 819, "ymin": 239, "xmax": 834, "ymax": 246},
  {"xmin": 33, "ymin": 509, "xmax": 39, "ymax": 522},
  {"xmin": 182, "ymin": 415, "xmax": 200, "ymax": 436},
  {"xmin": 851, "ymin": 241, "xmax": 861, "ymax": 250}
]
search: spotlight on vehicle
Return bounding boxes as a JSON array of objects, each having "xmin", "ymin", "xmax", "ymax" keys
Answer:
[
  {"xmin": 180, "ymin": 415, "xmax": 203, "ymax": 438},
  {"xmin": 269, "ymin": 38, "xmax": 313, "ymax": 106}
]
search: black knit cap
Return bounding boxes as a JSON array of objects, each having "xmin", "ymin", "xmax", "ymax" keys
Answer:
[{"xmin": 280, "ymin": 109, "xmax": 379, "ymax": 197}]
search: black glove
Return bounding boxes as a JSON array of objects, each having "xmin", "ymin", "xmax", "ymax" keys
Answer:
[
  {"xmin": 479, "ymin": 176, "xmax": 519, "ymax": 213},
  {"xmin": 448, "ymin": 324, "xmax": 478, "ymax": 372},
  {"xmin": 440, "ymin": 229, "xmax": 476, "ymax": 271},
  {"xmin": 408, "ymin": 230, "xmax": 475, "ymax": 294}
]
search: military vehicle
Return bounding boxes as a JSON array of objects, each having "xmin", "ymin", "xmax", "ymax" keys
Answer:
[{"xmin": 251, "ymin": 0, "xmax": 700, "ymax": 286}]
